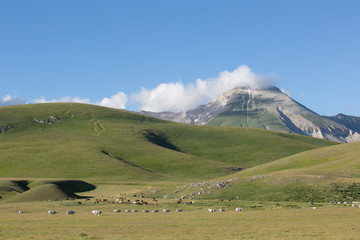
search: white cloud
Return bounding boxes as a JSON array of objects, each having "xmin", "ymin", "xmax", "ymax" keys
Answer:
[
  {"xmin": 2, "ymin": 65, "xmax": 274, "ymax": 112},
  {"xmin": 98, "ymin": 92, "xmax": 127, "ymax": 109},
  {"xmin": 31, "ymin": 92, "xmax": 128, "ymax": 109},
  {"xmin": 130, "ymin": 65, "xmax": 274, "ymax": 112},
  {"xmin": 0, "ymin": 95, "xmax": 26, "ymax": 106}
]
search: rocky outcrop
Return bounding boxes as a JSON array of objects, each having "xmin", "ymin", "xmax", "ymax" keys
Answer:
[
  {"xmin": 34, "ymin": 116, "xmax": 60, "ymax": 124},
  {"xmin": 0, "ymin": 125, "xmax": 14, "ymax": 133}
]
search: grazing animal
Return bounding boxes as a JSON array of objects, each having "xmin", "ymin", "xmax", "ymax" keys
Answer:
[
  {"xmin": 143, "ymin": 210, "xmax": 149, "ymax": 213},
  {"xmin": 312, "ymin": 207, "xmax": 317, "ymax": 210},
  {"xmin": 176, "ymin": 209, "xmax": 183, "ymax": 212},
  {"xmin": 208, "ymin": 209, "xmax": 216, "ymax": 212},
  {"xmin": 18, "ymin": 211, "xmax": 24, "ymax": 214},
  {"xmin": 113, "ymin": 210, "xmax": 121, "ymax": 213},
  {"xmin": 66, "ymin": 210, "xmax": 75, "ymax": 215},
  {"xmin": 235, "ymin": 208, "xmax": 242, "ymax": 212},
  {"xmin": 92, "ymin": 210, "xmax": 102, "ymax": 215},
  {"xmin": 48, "ymin": 210, "xmax": 57, "ymax": 215},
  {"xmin": 132, "ymin": 209, "xmax": 138, "ymax": 212},
  {"xmin": 162, "ymin": 209, "xmax": 170, "ymax": 213},
  {"xmin": 125, "ymin": 209, "xmax": 131, "ymax": 213},
  {"xmin": 152, "ymin": 210, "xmax": 159, "ymax": 213},
  {"xmin": 219, "ymin": 209, "xmax": 225, "ymax": 212}
]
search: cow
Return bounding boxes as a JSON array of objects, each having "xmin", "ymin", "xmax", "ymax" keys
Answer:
[
  {"xmin": 208, "ymin": 209, "xmax": 216, "ymax": 212},
  {"xmin": 113, "ymin": 210, "xmax": 121, "ymax": 213},
  {"xmin": 66, "ymin": 210, "xmax": 75, "ymax": 215},
  {"xmin": 162, "ymin": 209, "xmax": 170, "ymax": 213},
  {"xmin": 235, "ymin": 208, "xmax": 242, "ymax": 212},
  {"xmin": 132, "ymin": 209, "xmax": 138, "ymax": 213},
  {"xmin": 48, "ymin": 210, "xmax": 57, "ymax": 215},
  {"xmin": 152, "ymin": 209, "xmax": 159, "ymax": 213},
  {"xmin": 143, "ymin": 210, "xmax": 149, "ymax": 213},
  {"xmin": 219, "ymin": 208, "xmax": 225, "ymax": 212},
  {"xmin": 92, "ymin": 210, "xmax": 102, "ymax": 215},
  {"xmin": 125, "ymin": 209, "xmax": 131, "ymax": 213},
  {"xmin": 176, "ymin": 209, "xmax": 183, "ymax": 212},
  {"xmin": 18, "ymin": 211, "xmax": 24, "ymax": 214}
]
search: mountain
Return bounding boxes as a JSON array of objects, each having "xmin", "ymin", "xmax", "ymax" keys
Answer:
[{"xmin": 140, "ymin": 86, "xmax": 360, "ymax": 143}]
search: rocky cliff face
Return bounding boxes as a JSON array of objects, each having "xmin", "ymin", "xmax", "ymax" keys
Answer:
[{"xmin": 140, "ymin": 87, "xmax": 360, "ymax": 143}]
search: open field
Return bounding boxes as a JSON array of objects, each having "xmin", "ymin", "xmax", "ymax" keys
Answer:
[
  {"xmin": 1, "ymin": 198, "xmax": 360, "ymax": 240},
  {"xmin": 1, "ymin": 181, "xmax": 360, "ymax": 240},
  {"xmin": 1, "ymin": 103, "xmax": 359, "ymax": 239}
]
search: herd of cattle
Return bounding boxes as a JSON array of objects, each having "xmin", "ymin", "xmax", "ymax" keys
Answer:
[{"xmin": 17, "ymin": 208, "xmax": 245, "ymax": 215}]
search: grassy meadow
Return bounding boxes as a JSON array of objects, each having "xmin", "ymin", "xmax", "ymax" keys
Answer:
[
  {"xmin": 1, "ymin": 103, "xmax": 360, "ymax": 239},
  {"xmin": 1, "ymin": 190, "xmax": 360, "ymax": 240}
]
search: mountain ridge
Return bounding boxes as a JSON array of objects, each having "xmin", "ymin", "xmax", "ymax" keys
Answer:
[{"xmin": 140, "ymin": 86, "xmax": 360, "ymax": 143}]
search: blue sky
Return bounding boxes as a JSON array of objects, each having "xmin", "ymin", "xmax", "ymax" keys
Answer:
[{"xmin": 1, "ymin": 0, "xmax": 359, "ymax": 115}]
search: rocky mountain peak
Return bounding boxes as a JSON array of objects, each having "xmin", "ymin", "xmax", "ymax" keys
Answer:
[{"xmin": 140, "ymin": 86, "xmax": 360, "ymax": 143}]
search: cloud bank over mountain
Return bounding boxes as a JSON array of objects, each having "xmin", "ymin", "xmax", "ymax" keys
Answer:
[
  {"xmin": 0, "ymin": 65, "xmax": 273, "ymax": 112},
  {"xmin": 130, "ymin": 65, "xmax": 275, "ymax": 112}
]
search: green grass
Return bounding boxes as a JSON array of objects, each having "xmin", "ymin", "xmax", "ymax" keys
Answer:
[
  {"xmin": 0, "ymin": 180, "xmax": 95, "ymax": 202},
  {"xmin": 1, "ymin": 102, "xmax": 359, "ymax": 239},
  {"xmin": 232, "ymin": 141, "xmax": 360, "ymax": 177},
  {"xmin": 1, "ymin": 192, "xmax": 360, "ymax": 240},
  {"xmin": 183, "ymin": 141, "xmax": 360, "ymax": 202},
  {"xmin": 0, "ymin": 103, "xmax": 335, "ymax": 182}
]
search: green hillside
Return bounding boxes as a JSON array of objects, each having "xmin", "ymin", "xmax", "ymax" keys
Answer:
[
  {"xmin": 188, "ymin": 142, "xmax": 360, "ymax": 202},
  {"xmin": 0, "ymin": 103, "xmax": 336, "ymax": 184},
  {"xmin": 230, "ymin": 141, "xmax": 360, "ymax": 178}
]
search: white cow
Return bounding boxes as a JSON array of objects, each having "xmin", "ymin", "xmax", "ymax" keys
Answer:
[
  {"xmin": 92, "ymin": 210, "xmax": 102, "ymax": 215},
  {"xmin": 208, "ymin": 209, "xmax": 216, "ymax": 212},
  {"xmin": 235, "ymin": 208, "xmax": 242, "ymax": 212},
  {"xmin": 162, "ymin": 209, "xmax": 170, "ymax": 213},
  {"xmin": 18, "ymin": 211, "xmax": 24, "ymax": 214}
]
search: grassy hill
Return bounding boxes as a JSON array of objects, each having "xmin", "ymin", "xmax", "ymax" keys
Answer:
[
  {"xmin": 0, "ymin": 103, "xmax": 338, "ymax": 202},
  {"xmin": 175, "ymin": 141, "xmax": 360, "ymax": 202},
  {"xmin": 0, "ymin": 103, "xmax": 336, "ymax": 181}
]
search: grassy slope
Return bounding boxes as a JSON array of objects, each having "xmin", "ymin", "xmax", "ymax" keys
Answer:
[
  {"xmin": 0, "ymin": 103, "xmax": 335, "ymax": 181},
  {"xmin": 197, "ymin": 142, "xmax": 360, "ymax": 202},
  {"xmin": 234, "ymin": 141, "xmax": 360, "ymax": 178}
]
